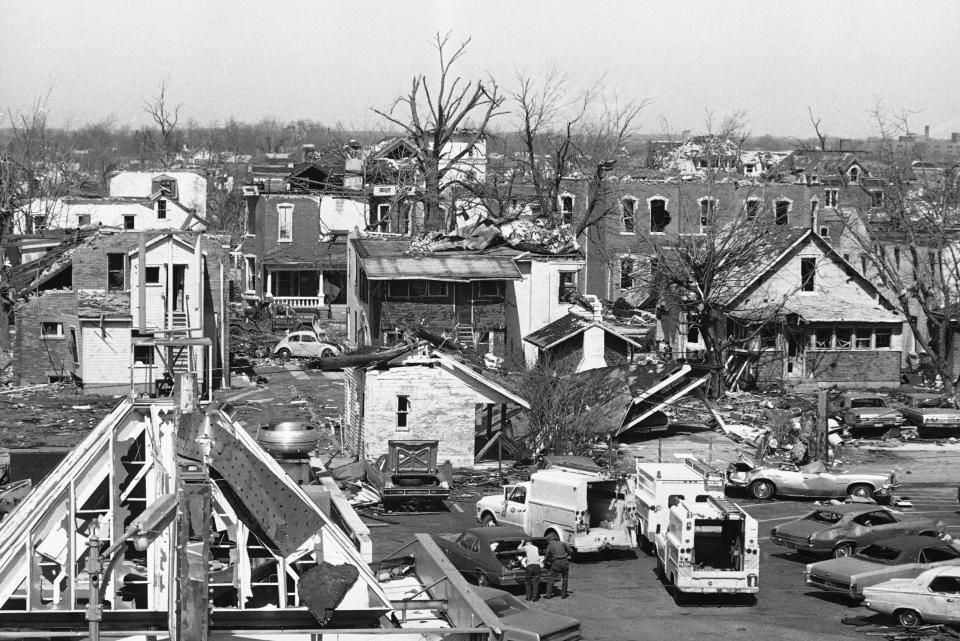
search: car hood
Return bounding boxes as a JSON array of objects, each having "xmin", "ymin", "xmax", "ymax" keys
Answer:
[
  {"xmin": 776, "ymin": 520, "xmax": 833, "ymax": 539},
  {"xmin": 499, "ymin": 608, "xmax": 581, "ymax": 640},
  {"xmin": 809, "ymin": 557, "xmax": 879, "ymax": 581}
]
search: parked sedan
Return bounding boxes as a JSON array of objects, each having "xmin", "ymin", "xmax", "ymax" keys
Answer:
[
  {"xmin": 273, "ymin": 330, "xmax": 340, "ymax": 360},
  {"xmin": 804, "ymin": 535, "xmax": 960, "ymax": 599},
  {"xmin": 898, "ymin": 392, "xmax": 960, "ymax": 434},
  {"xmin": 435, "ymin": 526, "xmax": 548, "ymax": 587},
  {"xmin": 727, "ymin": 452, "xmax": 898, "ymax": 502},
  {"xmin": 770, "ymin": 504, "xmax": 941, "ymax": 557},
  {"xmin": 863, "ymin": 565, "xmax": 960, "ymax": 628},
  {"xmin": 473, "ymin": 585, "xmax": 582, "ymax": 641},
  {"xmin": 833, "ymin": 392, "xmax": 905, "ymax": 433}
]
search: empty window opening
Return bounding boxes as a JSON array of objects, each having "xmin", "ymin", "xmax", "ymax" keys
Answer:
[
  {"xmin": 108, "ymin": 253, "xmax": 125, "ymax": 291},
  {"xmin": 78, "ymin": 214, "xmax": 91, "ymax": 226},
  {"xmin": 396, "ymin": 395, "xmax": 410, "ymax": 430},
  {"xmin": 619, "ymin": 258, "xmax": 634, "ymax": 290},
  {"xmin": 123, "ymin": 215, "xmax": 135, "ymax": 230},
  {"xmin": 621, "ymin": 198, "xmax": 637, "ymax": 233},
  {"xmin": 559, "ymin": 271, "xmax": 578, "ymax": 302},
  {"xmin": 41, "ymin": 322, "xmax": 63, "ymax": 338},
  {"xmin": 801, "ymin": 257, "xmax": 815, "ymax": 291},
  {"xmin": 745, "ymin": 199, "xmax": 760, "ymax": 220},
  {"xmin": 145, "ymin": 266, "xmax": 161, "ymax": 284},
  {"xmin": 650, "ymin": 198, "xmax": 670, "ymax": 232},
  {"xmin": 775, "ymin": 200, "xmax": 789, "ymax": 225}
]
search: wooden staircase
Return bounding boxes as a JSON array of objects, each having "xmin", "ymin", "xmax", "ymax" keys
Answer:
[{"xmin": 454, "ymin": 324, "xmax": 475, "ymax": 349}]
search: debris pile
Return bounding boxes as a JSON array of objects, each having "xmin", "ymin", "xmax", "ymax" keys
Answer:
[{"xmin": 407, "ymin": 218, "xmax": 579, "ymax": 255}]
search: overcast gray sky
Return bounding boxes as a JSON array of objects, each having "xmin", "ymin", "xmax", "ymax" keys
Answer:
[{"xmin": 2, "ymin": 0, "xmax": 958, "ymax": 138}]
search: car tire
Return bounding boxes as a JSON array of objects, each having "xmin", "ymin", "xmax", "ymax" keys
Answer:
[
  {"xmin": 476, "ymin": 571, "xmax": 490, "ymax": 587},
  {"xmin": 320, "ymin": 348, "xmax": 335, "ymax": 358},
  {"xmin": 277, "ymin": 348, "xmax": 291, "ymax": 361},
  {"xmin": 480, "ymin": 514, "xmax": 497, "ymax": 527},
  {"xmin": 833, "ymin": 542, "xmax": 856, "ymax": 558},
  {"xmin": 896, "ymin": 609, "xmax": 921, "ymax": 628},
  {"xmin": 847, "ymin": 484, "xmax": 874, "ymax": 500},
  {"xmin": 749, "ymin": 480, "xmax": 776, "ymax": 500}
]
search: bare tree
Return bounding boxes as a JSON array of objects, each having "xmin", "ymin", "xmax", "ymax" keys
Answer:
[
  {"xmin": 142, "ymin": 81, "xmax": 182, "ymax": 167},
  {"xmin": 374, "ymin": 32, "xmax": 504, "ymax": 231}
]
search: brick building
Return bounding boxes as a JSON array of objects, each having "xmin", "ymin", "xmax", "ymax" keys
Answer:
[
  {"xmin": 11, "ymin": 230, "xmax": 231, "ymax": 394},
  {"xmin": 343, "ymin": 348, "xmax": 529, "ymax": 467}
]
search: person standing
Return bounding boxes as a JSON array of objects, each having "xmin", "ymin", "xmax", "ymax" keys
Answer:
[
  {"xmin": 544, "ymin": 535, "xmax": 572, "ymax": 599},
  {"xmin": 520, "ymin": 538, "xmax": 542, "ymax": 601}
]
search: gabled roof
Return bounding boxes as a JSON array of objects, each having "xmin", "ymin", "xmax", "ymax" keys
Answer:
[
  {"xmin": 523, "ymin": 313, "xmax": 645, "ymax": 350},
  {"xmin": 725, "ymin": 228, "xmax": 891, "ymax": 309}
]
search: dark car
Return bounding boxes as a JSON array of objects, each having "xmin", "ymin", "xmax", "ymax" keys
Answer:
[
  {"xmin": 804, "ymin": 535, "xmax": 960, "ymax": 599},
  {"xmin": 473, "ymin": 585, "xmax": 582, "ymax": 641},
  {"xmin": 770, "ymin": 504, "xmax": 942, "ymax": 558},
  {"xmin": 366, "ymin": 440, "xmax": 453, "ymax": 509},
  {"xmin": 435, "ymin": 526, "xmax": 548, "ymax": 587}
]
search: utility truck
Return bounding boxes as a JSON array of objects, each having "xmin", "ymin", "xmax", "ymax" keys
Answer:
[
  {"xmin": 633, "ymin": 458, "xmax": 726, "ymax": 553},
  {"xmin": 476, "ymin": 469, "xmax": 635, "ymax": 553},
  {"xmin": 655, "ymin": 494, "xmax": 760, "ymax": 597}
]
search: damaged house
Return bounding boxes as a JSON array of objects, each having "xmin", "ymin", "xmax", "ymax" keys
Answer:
[
  {"xmin": 11, "ymin": 230, "xmax": 231, "ymax": 394},
  {"xmin": 343, "ymin": 347, "xmax": 530, "ymax": 467}
]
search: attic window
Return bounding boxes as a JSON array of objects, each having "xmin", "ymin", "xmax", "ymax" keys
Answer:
[
  {"xmin": 819, "ymin": 226, "xmax": 830, "ymax": 237},
  {"xmin": 157, "ymin": 199, "xmax": 167, "ymax": 219},
  {"xmin": 800, "ymin": 257, "xmax": 815, "ymax": 291},
  {"xmin": 153, "ymin": 178, "xmax": 178, "ymax": 199},
  {"xmin": 849, "ymin": 166, "xmax": 860, "ymax": 183}
]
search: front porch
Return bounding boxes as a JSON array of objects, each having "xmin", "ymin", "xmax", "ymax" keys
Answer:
[{"xmin": 265, "ymin": 267, "xmax": 347, "ymax": 309}]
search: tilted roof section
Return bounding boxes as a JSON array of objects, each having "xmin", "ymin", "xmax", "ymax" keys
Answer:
[{"xmin": 353, "ymin": 238, "xmax": 523, "ymax": 281}]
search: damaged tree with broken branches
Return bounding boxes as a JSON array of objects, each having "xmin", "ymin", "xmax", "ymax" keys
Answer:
[{"xmin": 374, "ymin": 32, "xmax": 503, "ymax": 232}]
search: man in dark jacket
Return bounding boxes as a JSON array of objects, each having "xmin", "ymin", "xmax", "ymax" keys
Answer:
[{"xmin": 543, "ymin": 535, "xmax": 572, "ymax": 599}]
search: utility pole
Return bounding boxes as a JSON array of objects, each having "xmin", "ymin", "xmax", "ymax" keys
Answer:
[{"xmin": 817, "ymin": 384, "xmax": 829, "ymax": 463}]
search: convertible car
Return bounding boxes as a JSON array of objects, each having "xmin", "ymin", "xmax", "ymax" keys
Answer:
[
  {"xmin": 804, "ymin": 535, "xmax": 960, "ymax": 599},
  {"xmin": 863, "ymin": 565, "xmax": 960, "ymax": 628},
  {"xmin": 770, "ymin": 504, "xmax": 941, "ymax": 557},
  {"xmin": 434, "ymin": 526, "xmax": 548, "ymax": 587}
]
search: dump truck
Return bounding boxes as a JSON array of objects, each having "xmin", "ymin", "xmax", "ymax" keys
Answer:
[
  {"xmin": 655, "ymin": 494, "xmax": 760, "ymax": 597},
  {"xmin": 366, "ymin": 440, "xmax": 453, "ymax": 509},
  {"xmin": 633, "ymin": 458, "xmax": 726, "ymax": 553},
  {"xmin": 476, "ymin": 469, "xmax": 636, "ymax": 553}
]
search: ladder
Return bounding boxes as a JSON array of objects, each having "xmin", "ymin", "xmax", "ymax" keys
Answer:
[{"xmin": 708, "ymin": 495, "xmax": 743, "ymax": 519}]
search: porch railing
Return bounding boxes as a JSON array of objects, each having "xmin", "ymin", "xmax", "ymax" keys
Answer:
[{"xmin": 270, "ymin": 296, "xmax": 323, "ymax": 309}]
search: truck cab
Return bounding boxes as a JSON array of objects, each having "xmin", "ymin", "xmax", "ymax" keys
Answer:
[{"xmin": 476, "ymin": 470, "xmax": 635, "ymax": 554}]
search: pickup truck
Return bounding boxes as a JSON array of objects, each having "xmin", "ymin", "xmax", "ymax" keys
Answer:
[
  {"xmin": 476, "ymin": 469, "xmax": 636, "ymax": 553},
  {"xmin": 898, "ymin": 393, "xmax": 960, "ymax": 433},
  {"xmin": 833, "ymin": 392, "xmax": 905, "ymax": 434}
]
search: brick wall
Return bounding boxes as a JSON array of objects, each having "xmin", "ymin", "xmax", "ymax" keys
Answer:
[
  {"xmin": 361, "ymin": 365, "xmax": 500, "ymax": 467},
  {"xmin": 72, "ymin": 234, "xmax": 137, "ymax": 291},
  {"xmin": 14, "ymin": 291, "xmax": 79, "ymax": 385},
  {"xmin": 805, "ymin": 350, "xmax": 901, "ymax": 385}
]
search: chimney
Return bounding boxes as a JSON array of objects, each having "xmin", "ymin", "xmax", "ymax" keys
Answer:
[{"xmin": 925, "ymin": 125, "xmax": 931, "ymax": 139}]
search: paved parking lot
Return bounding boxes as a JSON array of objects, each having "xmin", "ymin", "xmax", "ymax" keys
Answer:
[{"xmin": 368, "ymin": 481, "xmax": 960, "ymax": 641}]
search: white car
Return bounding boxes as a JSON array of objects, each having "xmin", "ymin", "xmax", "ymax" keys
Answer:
[
  {"xmin": 863, "ymin": 565, "xmax": 960, "ymax": 628},
  {"xmin": 273, "ymin": 330, "xmax": 340, "ymax": 360}
]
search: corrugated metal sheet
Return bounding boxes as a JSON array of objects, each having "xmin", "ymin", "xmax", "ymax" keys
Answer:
[{"xmin": 362, "ymin": 254, "xmax": 522, "ymax": 281}]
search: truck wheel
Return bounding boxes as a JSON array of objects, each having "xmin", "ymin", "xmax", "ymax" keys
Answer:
[
  {"xmin": 833, "ymin": 542, "xmax": 856, "ymax": 558},
  {"xmin": 749, "ymin": 480, "xmax": 775, "ymax": 500},
  {"xmin": 480, "ymin": 514, "xmax": 497, "ymax": 527},
  {"xmin": 897, "ymin": 609, "xmax": 921, "ymax": 628},
  {"xmin": 847, "ymin": 484, "xmax": 873, "ymax": 500}
]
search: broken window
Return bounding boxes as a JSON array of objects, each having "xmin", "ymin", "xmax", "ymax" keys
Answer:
[
  {"xmin": 835, "ymin": 328, "xmax": 852, "ymax": 349},
  {"xmin": 108, "ymin": 253, "xmax": 125, "ymax": 291},
  {"xmin": 619, "ymin": 258, "xmax": 634, "ymax": 290},
  {"xmin": 698, "ymin": 198, "xmax": 715, "ymax": 233},
  {"xmin": 277, "ymin": 204, "xmax": 293, "ymax": 242},
  {"xmin": 854, "ymin": 328, "xmax": 872, "ymax": 349},
  {"xmin": 775, "ymin": 199, "xmax": 790, "ymax": 226},
  {"xmin": 123, "ymin": 215, "xmax": 135, "ymax": 230},
  {"xmin": 133, "ymin": 345, "xmax": 155, "ymax": 365},
  {"xmin": 649, "ymin": 198, "xmax": 670, "ymax": 233},
  {"xmin": 824, "ymin": 189, "xmax": 839, "ymax": 207},
  {"xmin": 78, "ymin": 213, "xmax": 91, "ymax": 226},
  {"xmin": 376, "ymin": 203, "xmax": 391, "ymax": 231},
  {"xmin": 560, "ymin": 194, "xmax": 574, "ymax": 223},
  {"xmin": 813, "ymin": 328, "xmax": 832, "ymax": 349},
  {"xmin": 40, "ymin": 322, "xmax": 63, "ymax": 338},
  {"xmin": 474, "ymin": 281, "xmax": 503, "ymax": 299},
  {"xmin": 396, "ymin": 395, "xmax": 410, "ymax": 430},
  {"xmin": 157, "ymin": 199, "xmax": 167, "ymax": 219},
  {"xmin": 245, "ymin": 257, "xmax": 256, "ymax": 292},
  {"xmin": 621, "ymin": 198, "xmax": 637, "ymax": 233},
  {"xmin": 800, "ymin": 257, "xmax": 815, "ymax": 291},
  {"xmin": 69, "ymin": 327, "xmax": 78, "ymax": 362},
  {"xmin": 558, "ymin": 271, "xmax": 578, "ymax": 302},
  {"xmin": 745, "ymin": 199, "xmax": 760, "ymax": 220},
  {"xmin": 759, "ymin": 325, "xmax": 777, "ymax": 349},
  {"xmin": 870, "ymin": 191, "xmax": 883, "ymax": 208}
]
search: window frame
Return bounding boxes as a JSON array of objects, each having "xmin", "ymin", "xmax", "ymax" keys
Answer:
[
  {"xmin": 157, "ymin": 199, "xmax": 167, "ymax": 220},
  {"xmin": 277, "ymin": 203, "xmax": 294, "ymax": 243},
  {"xmin": 123, "ymin": 215, "xmax": 135, "ymax": 230},
  {"xmin": 558, "ymin": 270, "xmax": 578, "ymax": 303},
  {"xmin": 744, "ymin": 198, "xmax": 761, "ymax": 221},
  {"xmin": 473, "ymin": 281, "xmax": 503, "ymax": 300},
  {"xmin": 245, "ymin": 256, "xmax": 257, "ymax": 293},
  {"xmin": 854, "ymin": 328, "xmax": 872, "ymax": 350},
  {"xmin": 824, "ymin": 188, "xmax": 839, "ymax": 208},
  {"xmin": 619, "ymin": 257, "xmax": 634, "ymax": 291},
  {"xmin": 145, "ymin": 266, "xmax": 161, "ymax": 285},
  {"xmin": 133, "ymin": 344, "xmax": 155, "ymax": 365},
  {"xmin": 800, "ymin": 257, "xmax": 816, "ymax": 292},
  {"xmin": 648, "ymin": 196, "xmax": 669, "ymax": 233},
  {"xmin": 396, "ymin": 395, "xmax": 410, "ymax": 431},
  {"xmin": 620, "ymin": 197, "xmax": 637, "ymax": 234},
  {"xmin": 874, "ymin": 328, "xmax": 892, "ymax": 349},
  {"xmin": 376, "ymin": 203, "xmax": 391, "ymax": 231},
  {"xmin": 697, "ymin": 197, "xmax": 716, "ymax": 235},
  {"xmin": 77, "ymin": 213, "xmax": 91, "ymax": 226},
  {"xmin": 107, "ymin": 253, "xmax": 126, "ymax": 292},
  {"xmin": 40, "ymin": 321, "xmax": 64, "ymax": 339},
  {"xmin": 774, "ymin": 198, "xmax": 792, "ymax": 226}
]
